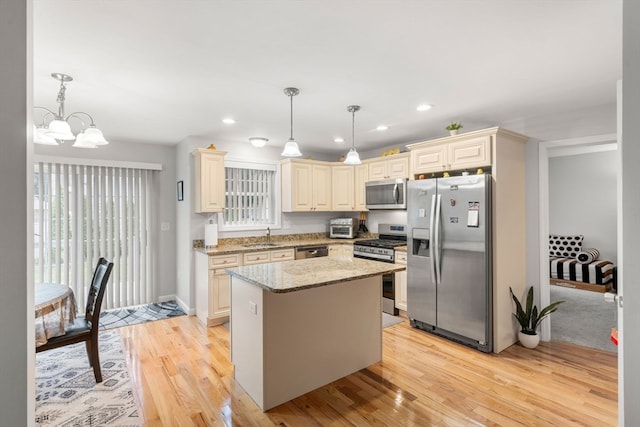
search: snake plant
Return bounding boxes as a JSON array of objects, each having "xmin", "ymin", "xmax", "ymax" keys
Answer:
[{"xmin": 510, "ymin": 286, "xmax": 564, "ymax": 335}]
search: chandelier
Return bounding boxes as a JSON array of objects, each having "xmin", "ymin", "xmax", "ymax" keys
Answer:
[{"xmin": 34, "ymin": 73, "xmax": 108, "ymax": 148}]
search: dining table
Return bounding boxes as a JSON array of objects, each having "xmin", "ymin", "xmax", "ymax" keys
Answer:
[{"xmin": 35, "ymin": 283, "xmax": 78, "ymax": 347}]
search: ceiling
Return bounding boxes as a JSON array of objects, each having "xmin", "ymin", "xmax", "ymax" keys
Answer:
[{"xmin": 33, "ymin": 1, "xmax": 622, "ymax": 156}]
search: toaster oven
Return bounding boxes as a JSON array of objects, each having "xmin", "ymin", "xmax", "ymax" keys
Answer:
[{"xmin": 329, "ymin": 218, "xmax": 358, "ymax": 239}]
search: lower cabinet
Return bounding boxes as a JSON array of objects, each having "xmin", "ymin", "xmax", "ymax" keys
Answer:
[
  {"xmin": 196, "ymin": 252, "xmax": 241, "ymax": 327},
  {"xmin": 395, "ymin": 251, "xmax": 407, "ymax": 311},
  {"xmin": 196, "ymin": 248, "xmax": 295, "ymax": 327},
  {"xmin": 329, "ymin": 243, "xmax": 354, "ymax": 258}
]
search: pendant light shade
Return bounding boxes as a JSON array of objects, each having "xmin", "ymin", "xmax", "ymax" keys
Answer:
[
  {"xmin": 281, "ymin": 87, "xmax": 302, "ymax": 157},
  {"xmin": 72, "ymin": 132, "xmax": 98, "ymax": 149},
  {"xmin": 33, "ymin": 125, "xmax": 59, "ymax": 145},
  {"xmin": 343, "ymin": 105, "xmax": 361, "ymax": 165},
  {"xmin": 46, "ymin": 118, "xmax": 75, "ymax": 140}
]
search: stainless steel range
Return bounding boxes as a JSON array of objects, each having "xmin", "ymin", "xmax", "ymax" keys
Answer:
[{"xmin": 354, "ymin": 224, "xmax": 407, "ymax": 315}]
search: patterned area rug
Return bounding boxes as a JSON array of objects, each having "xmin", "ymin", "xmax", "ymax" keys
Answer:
[
  {"xmin": 35, "ymin": 330, "xmax": 140, "ymax": 426},
  {"xmin": 99, "ymin": 300, "xmax": 186, "ymax": 330}
]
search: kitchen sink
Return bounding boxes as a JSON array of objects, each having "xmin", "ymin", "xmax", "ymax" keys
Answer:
[{"xmin": 242, "ymin": 243, "xmax": 280, "ymax": 249}]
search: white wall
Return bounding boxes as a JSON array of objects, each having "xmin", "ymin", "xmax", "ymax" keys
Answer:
[
  {"xmin": 548, "ymin": 149, "xmax": 617, "ymax": 263},
  {"xmin": 0, "ymin": 0, "xmax": 31, "ymax": 424},
  {"xmin": 34, "ymin": 140, "xmax": 178, "ymax": 301}
]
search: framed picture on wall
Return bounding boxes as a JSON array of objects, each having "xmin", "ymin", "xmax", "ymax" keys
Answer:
[{"xmin": 177, "ymin": 180, "xmax": 184, "ymax": 201}]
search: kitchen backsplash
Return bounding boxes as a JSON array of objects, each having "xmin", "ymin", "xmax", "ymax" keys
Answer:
[{"xmin": 192, "ymin": 231, "xmax": 377, "ymax": 248}]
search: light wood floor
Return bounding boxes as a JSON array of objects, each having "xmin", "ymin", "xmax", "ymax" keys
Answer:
[{"xmin": 118, "ymin": 315, "xmax": 617, "ymax": 426}]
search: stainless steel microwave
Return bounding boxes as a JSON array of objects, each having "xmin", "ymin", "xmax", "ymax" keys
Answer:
[{"xmin": 365, "ymin": 178, "xmax": 407, "ymax": 210}]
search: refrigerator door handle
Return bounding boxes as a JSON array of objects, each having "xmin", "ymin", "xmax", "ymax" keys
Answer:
[
  {"xmin": 429, "ymin": 194, "xmax": 436, "ymax": 285},
  {"xmin": 434, "ymin": 193, "xmax": 442, "ymax": 285}
]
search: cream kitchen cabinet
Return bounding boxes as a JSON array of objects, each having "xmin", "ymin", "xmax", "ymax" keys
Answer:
[
  {"xmin": 281, "ymin": 159, "xmax": 332, "ymax": 212},
  {"xmin": 331, "ymin": 165, "xmax": 356, "ymax": 211},
  {"xmin": 366, "ymin": 153, "xmax": 409, "ymax": 181},
  {"xmin": 328, "ymin": 243, "xmax": 353, "ymax": 258},
  {"xmin": 195, "ymin": 252, "xmax": 241, "ymax": 326},
  {"xmin": 192, "ymin": 148, "xmax": 227, "ymax": 213},
  {"xmin": 410, "ymin": 134, "xmax": 490, "ymax": 175},
  {"xmin": 243, "ymin": 248, "xmax": 295, "ymax": 265},
  {"xmin": 394, "ymin": 250, "xmax": 407, "ymax": 312},
  {"xmin": 354, "ymin": 163, "xmax": 369, "ymax": 211}
]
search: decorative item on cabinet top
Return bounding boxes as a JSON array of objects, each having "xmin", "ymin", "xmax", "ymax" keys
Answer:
[{"xmin": 445, "ymin": 121, "xmax": 463, "ymax": 136}]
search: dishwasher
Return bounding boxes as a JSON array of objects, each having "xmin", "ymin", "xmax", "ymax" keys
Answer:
[{"xmin": 294, "ymin": 245, "xmax": 329, "ymax": 260}]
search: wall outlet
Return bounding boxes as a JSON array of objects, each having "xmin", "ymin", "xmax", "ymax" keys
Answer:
[{"xmin": 161, "ymin": 222, "xmax": 170, "ymax": 231}]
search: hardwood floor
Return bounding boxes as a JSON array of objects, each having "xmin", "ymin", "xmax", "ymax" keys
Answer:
[{"xmin": 119, "ymin": 315, "xmax": 617, "ymax": 426}]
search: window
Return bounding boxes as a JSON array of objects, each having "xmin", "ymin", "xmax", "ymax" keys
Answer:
[
  {"xmin": 222, "ymin": 160, "xmax": 280, "ymax": 230},
  {"xmin": 34, "ymin": 160, "xmax": 158, "ymax": 310}
]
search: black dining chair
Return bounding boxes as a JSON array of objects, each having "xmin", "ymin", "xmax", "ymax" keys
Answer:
[{"xmin": 36, "ymin": 257, "xmax": 114, "ymax": 383}]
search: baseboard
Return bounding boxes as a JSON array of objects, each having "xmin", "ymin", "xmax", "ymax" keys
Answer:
[{"xmin": 158, "ymin": 294, "xmax": 195, "ymax": 315}]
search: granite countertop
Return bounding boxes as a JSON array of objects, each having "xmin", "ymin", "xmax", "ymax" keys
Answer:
[
  {"xmin": 194, "ymin": 236, "xmax": 365, "ymax": 256},
  {"xmin": 225, "ymin": 257, "xmax": 405, "ymax": 293}
]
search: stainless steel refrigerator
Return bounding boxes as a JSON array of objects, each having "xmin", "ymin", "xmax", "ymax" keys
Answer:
[{"xmin": 407, "ymin": 174, "xmax": 492, "ymax": 352}]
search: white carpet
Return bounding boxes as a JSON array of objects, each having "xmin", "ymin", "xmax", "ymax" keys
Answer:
[
  {"xmin": 550, "ymin": 285, "xmax": 618, "ymax": 353},
  {"xmin": 35, "ymin": 330, "xmax": 141, "ymax": 426}
]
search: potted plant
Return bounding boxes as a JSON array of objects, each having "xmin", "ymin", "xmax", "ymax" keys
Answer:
[
  {"xmin": 509, "ymin": 286, "xmax": 564, "ymax": 349},
  {"xmin": 445, "ymin": 121, "xmax": 463, "ymax": 135}
]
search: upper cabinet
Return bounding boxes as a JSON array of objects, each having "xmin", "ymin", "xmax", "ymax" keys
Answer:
[
  {"xmin": 192, "ymin": 148, "xmax": 227, "ymax": 213},
  {"xmin": 366, "ymin": 153, "xmax": 410, "ymax": 181},
  {"xmin": 409, "ymin": 133, "xmax": 490, "ymax": 175},
  {"xmin": 354, "ymin": 164, "xmax": 369, "ymax": 211},
  {"xmin": 331, "ymin": 165, "xmax": 356, "ymax": 211},
  {"xmin": 282, "ymin": 159, "xmax": 332, "ymax": 212}
]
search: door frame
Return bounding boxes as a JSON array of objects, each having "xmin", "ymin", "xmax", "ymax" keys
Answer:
[{"xmin": 537, "ymin": 132, "xmax": 617, "ymax": 340}]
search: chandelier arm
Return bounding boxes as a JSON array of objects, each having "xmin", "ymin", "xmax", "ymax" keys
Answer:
[
  {"xmin": 66, "ymin": 111, "xmax": 97, "ymax": 128},
  {"xmin": 34, "ymin": 106, "xmax": 57, "ymax": 126}
]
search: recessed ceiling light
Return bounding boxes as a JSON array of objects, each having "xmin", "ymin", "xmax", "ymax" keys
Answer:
[
  {"xmin": 417, "ymin": 104, "xmax": 433, "ymax": 112},
  {"xmin": 334, "ymin": 137, "xmax": 344, "ymax": 143},
  {"xmin": 222, "ymin": 118, "xmax": 236, "ymax": 124},
  {"xmin": 376, "ymin": 125, "xmax": 389, "ymax": 131}
]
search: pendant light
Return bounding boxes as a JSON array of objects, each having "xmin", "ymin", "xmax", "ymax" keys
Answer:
[
  {"xmin": 281, "ymin": 87, "xmax": 302, "ymax": 157},
  {"xmin": 343, "ymin": 105, "xmax": 362, "ymax": 165}
]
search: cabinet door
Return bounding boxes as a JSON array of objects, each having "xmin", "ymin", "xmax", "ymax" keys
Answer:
[
  {"xmin": 354, "ymin": 164, "xmax": 369, "ymax": 211},
  {"xmin": 395, "ymin": 251, "xmax": 407, "ymax": 311},
  {"xmin": 211, "ymin": 270, "xmax": 230, "ymax": 316},
  {"xmin": 194, "ymin": 150, "xmax": 226, "ymax": 213},
  {"xmin": 313, "ymin": 164, "xmax": 332, "ymax": 211},
  {"xmin": 386, "ymin": 156, "xmax": 409, "ymax": 179},
  {"xmin": 368, "ymin": 160, "xmax": 388, "ymax": 181},
  {"xmin": 448, "ymin": 136, "xmax": 491, "ymax": 170},
  {"xmin": 411, "ymin": 144, "xmax": 447, "ymax": 174},
  {"xmin": 331, "ymin": 166, "xmax": 355, "ymax": 211},
  {"xmin": 289, "ymin": 162, "xmax": 314, "ymax": 211}
]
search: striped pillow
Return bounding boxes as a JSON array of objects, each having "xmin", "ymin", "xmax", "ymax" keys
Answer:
[{"xmin": 549, "ymin": 234, "xmax": 584, "ymax": 258}]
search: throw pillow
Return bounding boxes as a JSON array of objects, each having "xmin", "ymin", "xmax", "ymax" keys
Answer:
[{"xmin": 549, "ymin": 234, "xmax": 584, "ymax": 258}]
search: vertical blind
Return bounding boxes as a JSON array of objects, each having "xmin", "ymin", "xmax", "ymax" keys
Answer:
[{"xmin": 34, "ymin": 162, "xmax": 156, "ymax": 310}]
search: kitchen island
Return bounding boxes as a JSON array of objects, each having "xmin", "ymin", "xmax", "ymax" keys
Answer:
[{"xmin": 225, "ymin": 256, "xmax": 405, "ymax": 411}]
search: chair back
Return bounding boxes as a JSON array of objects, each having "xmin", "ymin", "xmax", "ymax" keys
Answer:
[{"xmin": 85, "ymin": 258, "xmax": 114, "ymax": 328}]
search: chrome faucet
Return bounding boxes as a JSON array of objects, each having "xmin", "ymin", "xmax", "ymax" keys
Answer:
[{"xmin": 266, "ymin": 227, "xmax": 271, "ymax": 244}]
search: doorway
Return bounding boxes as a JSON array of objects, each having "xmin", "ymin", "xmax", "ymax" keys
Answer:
[{"xmin": 538, "ymin": 133, "xmax": 617, "ymax": 344}]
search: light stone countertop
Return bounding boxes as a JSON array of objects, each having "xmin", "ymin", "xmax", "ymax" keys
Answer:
[
  {"xmin": 194, "ymin": 237, "xmax": 363, "ymax": 256},
  {"xmin": 225, "ymin": 257, "xmax": 405, "ymax": 293}
]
